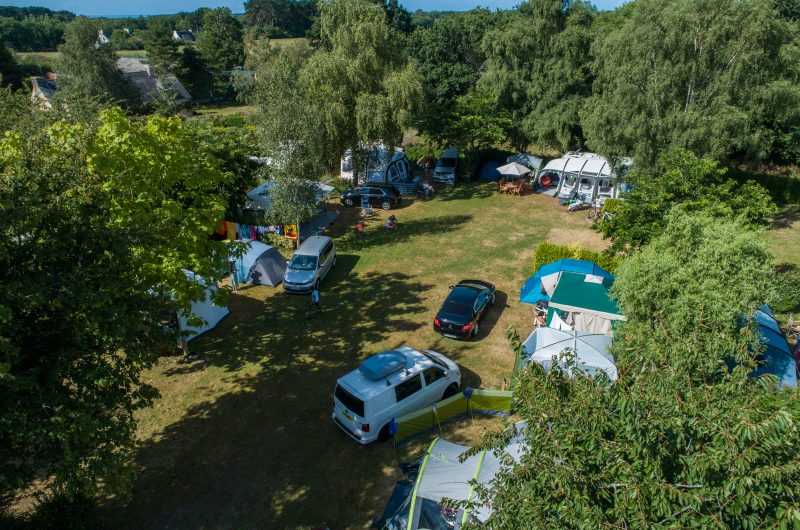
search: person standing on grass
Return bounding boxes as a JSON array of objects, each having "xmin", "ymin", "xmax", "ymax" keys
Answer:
[
  {"xmin": 229, "ymin": 258, "xmax": 239, "ymax": 291},
  {"xmin": 310, "ymin": 287, "xmax": 321, "ymax": 313}
]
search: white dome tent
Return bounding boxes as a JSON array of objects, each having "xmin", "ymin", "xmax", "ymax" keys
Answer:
[
  {"xmin": 521, "ymin": 326, "xmax": 618, "ymax": 381},
  {"xmin": 178, "ymin": 270, "xmax": 230, "ymax": 340}
]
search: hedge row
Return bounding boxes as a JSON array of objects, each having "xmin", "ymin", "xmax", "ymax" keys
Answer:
[{"xmin": 532, "ymin": 241, "xmax": 621, "ymax": 275}]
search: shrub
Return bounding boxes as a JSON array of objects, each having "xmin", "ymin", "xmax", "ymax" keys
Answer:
[
  {"xmin": 532, "ymin": 241, "xmax": 621, "ymax": 275},
  {"xmin": 770, "ymin": 264, "xmax": 800, "ymax": 313}
]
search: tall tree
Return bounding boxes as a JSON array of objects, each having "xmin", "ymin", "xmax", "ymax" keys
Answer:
[
  {"xmin": 410, "ymin": 8, "xmax": 495, "ymax": 144},
  {"xmin": 480, "ymin": 0, "xmax": 595, "ymax": 150},
  {"xmin": 0, "ymin": 108, "xmax": 232, "ymax": 509},
  {"xmin": 599, "ymin": 149, "xmax": 776, "ymax": 253},
  {"xmin": 195, "ymin": 7, "xmax": 245, "ymax": 99},
  {"xmin": 582, "ymin": 0, "xmax": 800, "ymax": 165},
  {"xmin": 475, "ymin": 212, "xmax": 800, "ymax": 528},
  {"xmin": 256, "ymin": 0, "xmax": 422, "ymax": 184},
  {"xmin": 144, "ymin": 20, "xmax": 181, "ymax": 76},
  {"xmin": 57, "ymin": 17, "xmax": 134, "ymax": 106},
  {"xmin": 0, "ymin": 44, "xmax": 21, "ymax": 88}
]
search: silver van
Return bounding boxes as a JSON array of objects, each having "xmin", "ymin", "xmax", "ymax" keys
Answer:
[
  {"xmin": 283, "ymin": 236, "xmax": 336, "ymax": 293},
  {"xmin": 332, "ymin": 347, "xmax": 461, "ymax": 444},
  {"xmin": 433, "ymin": 147, "xmax": 459, "ymax": 184}
]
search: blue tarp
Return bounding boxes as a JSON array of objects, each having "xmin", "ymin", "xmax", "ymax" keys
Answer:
[
  {"xmin": 520, "ymin": 259, "xmax": 615, "ymax": 304},
  {"xmin": 752, "ymin": 305, "xmax": 797, "ymax": 388},
  {"xmin": 479, "ymin": 161, "xmax": 502, "ymax": 180}
]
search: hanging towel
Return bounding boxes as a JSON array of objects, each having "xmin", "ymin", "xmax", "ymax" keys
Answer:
[{"xmin": 225, "ymin": 221, "xmax": 236, "ymax": 241}]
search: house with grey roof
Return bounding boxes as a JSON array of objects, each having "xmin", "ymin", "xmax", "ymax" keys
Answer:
[
  {"xmin": 116, "ymin": 58, "xmax": 191, "ymax": 105},
  {"xmin": 30, "ymin": 76, "xmax": 57, "ymax": 110},
  {"xmin": 172, "ymin": 30, "xmax": 196, "ymax": 43}
]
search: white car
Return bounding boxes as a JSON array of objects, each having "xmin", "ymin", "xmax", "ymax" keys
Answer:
[{"xmin": 332, "ymin": 347, "xmax": 461, "ymax": 444}]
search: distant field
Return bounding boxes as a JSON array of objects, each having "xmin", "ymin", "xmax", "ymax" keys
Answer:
[{"xmin": 16, "ymin": 49, "xmax": 147, "ymax": 62}]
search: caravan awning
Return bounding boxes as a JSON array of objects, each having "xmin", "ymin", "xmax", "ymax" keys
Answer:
[
  {"xmin": 522, "ymin": 327, "xmax": 617, "ymax": 381},
  {"xmin": 520, "ymin": 259, "xmax": 614, "ymax": 304}
]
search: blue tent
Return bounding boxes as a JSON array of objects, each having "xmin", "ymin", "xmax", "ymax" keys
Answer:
[
  {"xmin": 479, "ymin": 161, "xmax": 502, "ymax": 180},
  {"xmin": 752, "ymin": 305, "xmax": 797, "ymax": 388},
  {"xmin": 520, "ymin": 259, "xmax": 614, "ymax": 304}
]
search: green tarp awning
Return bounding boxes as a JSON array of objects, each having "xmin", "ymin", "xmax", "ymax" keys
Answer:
[{"xmin": 547, "ymin": 271, "xmax": 625, "ymax": 321}]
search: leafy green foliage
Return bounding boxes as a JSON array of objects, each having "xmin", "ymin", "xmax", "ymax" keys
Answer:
[
  {"xmin": 600, "ymin": 149, "xmax": 777, "ymax": 253},
  {"xmin": 531, "ymin": 240, "xmax": 620, "ymax": 274},
  {"xmin": 255, "ymin": 0, "xmax": 422, "ymax": 185},
  {"xmin": 0, "ymin": 44, "xmax": 21, "ymax": 88},
  {"xmin": 0, "ymin": 109, "xmax": 232, "ymax": 508},
  {"xmin": 476, "ymin": 213, "xmax": 800, "ymax": 528},
  {"xmin": 57, "ymin": 17, "xmax": 136, "ymax": 107},
  {"xmin": 771, "ymin": 264, "xmax": 800, "ymax": 314},
  {"xmin": 583, "ymin": 0, "xmax": 800, "ymax": 165},
  {"xmin": 0, "ymin": 7, "xmax": 71, "ymax": 52},
  {"xmin": 144, "ymin": 20, "xmax": 182, "ymax": 76},
  {"xmin": 244, "ymin": 0, "xmax": 317, "ymax": 38},
  {"xmin": 196, "ymin": 8, "xmax": 245, "ymax": 99},
  {"xmin": 481, "ymin": 0, "xmax": 595, "ymax": 150}
]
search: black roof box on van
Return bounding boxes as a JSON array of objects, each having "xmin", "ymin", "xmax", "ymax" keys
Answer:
[{"xmin": 359, "ymin": 350, "xmax": 409, "ymax": 380}]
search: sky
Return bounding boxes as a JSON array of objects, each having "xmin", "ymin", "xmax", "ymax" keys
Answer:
[{"xmin": 3, "ymin": 0, "xmax": 627, "ymax": 17}]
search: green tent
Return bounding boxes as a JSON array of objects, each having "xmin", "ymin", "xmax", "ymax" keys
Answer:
[{"xmin": 540, "ymin": 271, "xmax": 625, "ymax": 334}]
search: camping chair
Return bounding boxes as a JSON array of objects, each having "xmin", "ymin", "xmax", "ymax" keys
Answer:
[
  {"xmin": 361, "ymin": 204, "xmax": 376, "ymax": 219},
  {"xmin": 512, "ymin": 180, "xmax": 526, "ymax": 196}
]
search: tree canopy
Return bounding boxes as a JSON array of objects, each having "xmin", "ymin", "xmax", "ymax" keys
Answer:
[
  {"xmin": 196, "ymin": 7, "xmax": 245, "ymax": 98},
  {"xmin": 0, "ymin": 107, "xmax": 232, "ymax": 505},
  {"xmin": 57, "ymin": 17, "xmax": 134, "ymax": 107},
  {"xmin": 599, "ymin": 149, "xmax": 777, "ymax": 253},
  {"xmin": 256, "ymin": 0, "xmax": 422, "ymax": 183},
  {"xmin": 476, "ymin": 212, "xmax": 800, "ymax": 528},
  {"xmin": 582, "ymin": 0, "xmax": 800, "ymax": 165},
  {"xmin": 481, "ymin": 0, "xmax": 595, "ymax": 150}
]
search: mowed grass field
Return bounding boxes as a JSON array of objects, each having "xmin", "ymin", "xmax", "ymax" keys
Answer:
[
  {"xmin": 97, "ymin": 182, "xmax": 795, "ymax": 529},
  {"xmin": 99, "ymin": 183, "xmax": 606, "ymax": 529}
]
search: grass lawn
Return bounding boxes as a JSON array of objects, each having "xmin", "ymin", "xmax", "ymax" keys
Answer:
[
  {"xmin": 99, "ymin": 182, "xmax": 606, "ymax": 529},
  {"xmin": 191, "ymin": 103, "xmax": 256, "ymax": 119},
  {"xmin": 766, "ymin": 204, "xmax": 800, "ymax": 268}
]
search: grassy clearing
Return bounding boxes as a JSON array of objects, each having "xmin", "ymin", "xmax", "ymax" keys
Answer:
[
  {"xmin": 191, "ymin": 103, "xmax": 256, "ymax": 119},
  {"xmin": 99, "ymin": 183, "xmax": 604, "ymax": 529},
  {"xmin": 766, "ymin": 204, "xmax": 800, "ymax": 268}
]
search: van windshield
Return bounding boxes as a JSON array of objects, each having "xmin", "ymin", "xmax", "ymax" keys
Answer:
[
  {"xmin": 438, "ymin": 158, "xmax": 457, "ymax": 168},
  {"xmin": 289, "ymin": 254, "xmax": 317, "ymax": 271},
  {"xmin": 335, "ymin": 384, "xmax": 365, "ymax": 417}
]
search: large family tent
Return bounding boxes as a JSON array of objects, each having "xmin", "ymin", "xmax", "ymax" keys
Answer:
[
  {"xmin": 752, "ymin": 305, "xmax": 797, "ymax": 388},
  {"xmin": 178, "ymin": 270, "xmax": 230, "ymax": 340},
  {"xmin": 534, "ymin": 151, "xmax": 631, "ymax": 200},
  {"xmin": 231, "ymin": 240, "xmax": 287, "ymax": 286},
  {"xmin": 376, "ymin": 423, "xmax": 527, "ymax": 529},
  {"xmin": 521, "ymin": 327, "xmax": 617, "ymax": 381},
  {"xmin": 541, "ymin": 270, "xmax": 625, "ymax": 335},
  {"xmin": 520, "ymin": 259, "xmax": 614, "ymax": 305}
]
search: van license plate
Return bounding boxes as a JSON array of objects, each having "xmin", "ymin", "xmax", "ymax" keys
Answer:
[{"xmin": 444, "ymin": 334, "xmax": 458, "ymax": 339}]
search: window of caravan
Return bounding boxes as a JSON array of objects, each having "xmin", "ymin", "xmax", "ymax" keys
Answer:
[
  {"xmin": 579, "ymin": 178, "xmax": 593, "ymax": 192},
  {"xmin": 598, "ymin": 178, "xmax": 613, "ymax": 191},
  {"xmin": 388, "ymin": 165, "xmax": 400, "ymax": 182},
  {"xmin": 563, "ymin": 174, "xmax": 577, "ymax": 186},
  {"xmin": 335, "ymin": 384, "xmax": 365, "ymax": 417}
]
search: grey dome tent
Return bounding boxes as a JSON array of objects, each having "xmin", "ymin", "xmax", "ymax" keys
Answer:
[{"xmin": 231, "ymin": 240, "xmax": 287, "ymax": 286}]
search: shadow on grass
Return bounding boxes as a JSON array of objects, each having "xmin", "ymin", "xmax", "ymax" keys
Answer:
[
  {"xmin": 435, "ymin": 181, "xmax": 497, "ymax": 202},
  {"xmin": 100, "ymin": 269, "xmax": 436, "ymax": 529},
  {"xmin": 336, "ymin": 214, "xmax": 473, "ymax": 252},
  {"xmin": 474, "ymin": 290, "xmax": 508, "ymax": 341},
  {"xmin": 770, "ymin": 204, "xmax": 800, "ymax": 230}
]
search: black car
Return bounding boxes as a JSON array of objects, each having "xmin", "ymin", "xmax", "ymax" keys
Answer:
[
  {"xmin": 433, "ymin": 280, "xmax": 496, "ymax": 340},
  {"xmin": 340, "ymin": 184, "xmax": 401, "ymax": 210}
]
